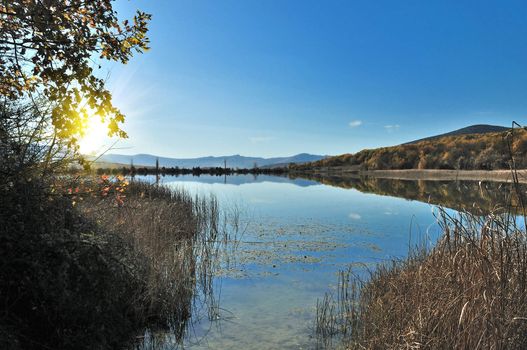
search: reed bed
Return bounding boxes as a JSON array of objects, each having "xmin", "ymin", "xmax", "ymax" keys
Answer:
[
  {"xmin": 316, "ymin": 202, "xmax": 527, "ymax": 349},
  {"xmin": 0, "ymin": 172, "xmax": 238, "ymax": 349},
  {"xmin": 78, "ymin": 180, "xmax": 237, "ymax": 347}
]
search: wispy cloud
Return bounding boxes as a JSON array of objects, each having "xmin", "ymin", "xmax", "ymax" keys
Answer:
[
  {"xmin": 249, "ymin": 136, "xmax": 275, "ymax": 143},
  {"xmin": 349, "ymin": 120, "xmax": 363, "ymax": 128},
  {"xmin": 384, "ymin": 124, "xmax": 400, "ymax": 132}
]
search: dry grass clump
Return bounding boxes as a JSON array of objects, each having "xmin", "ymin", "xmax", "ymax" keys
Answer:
[
  {"xmin": 317, "ymin": 210, "xmax": 527, "ymax": 349},
  {"xmin": 79, "ymin": 180, "xmax": 228, "ymax": 344}
]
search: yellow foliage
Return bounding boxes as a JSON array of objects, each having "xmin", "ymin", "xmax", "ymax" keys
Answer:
[{"xmin": 296, "ymin": 129, "xmax": 527, "ymax": 170}]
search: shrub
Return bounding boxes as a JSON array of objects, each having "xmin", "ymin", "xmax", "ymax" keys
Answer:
[{"xmin": 0, "ymin": 179, "xmax": 149, "ymax": 349}]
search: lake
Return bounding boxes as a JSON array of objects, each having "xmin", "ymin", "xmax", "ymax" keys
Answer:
[{"xmin": 137, "ymin": 174, "xmax": 519, "ymax": 349}]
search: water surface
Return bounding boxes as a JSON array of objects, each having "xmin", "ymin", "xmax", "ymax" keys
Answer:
[{"xmin": 143, "ymin": 174, "xmax": 515, "ymax": 349}]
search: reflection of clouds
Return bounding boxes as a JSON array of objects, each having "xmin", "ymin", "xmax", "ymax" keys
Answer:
[{"xmin": 348, "ymin": 212, "xmax": 361, "ymax": 220}]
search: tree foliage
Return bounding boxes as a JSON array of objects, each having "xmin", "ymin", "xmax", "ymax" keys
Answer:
[
  {"xmin": 294, "ymin": 129, "xmax": 527, "ymax": 171},
  {"xmin": 0, "ymin": 0, "xmax": 150, "ymax": 148}
]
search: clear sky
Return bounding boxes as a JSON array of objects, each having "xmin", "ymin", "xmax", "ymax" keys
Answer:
[{"xmin": 98, "ymin": 0, "xmax": 527, "ymax": 158}]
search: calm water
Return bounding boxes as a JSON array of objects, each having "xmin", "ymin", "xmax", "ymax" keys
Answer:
[{"xmin": 141, "ymin": 174, "xmax": 515, "ymax": 349}]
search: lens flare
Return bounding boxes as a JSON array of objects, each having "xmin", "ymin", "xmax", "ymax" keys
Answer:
[{"xmin": 77, "ymin": 114, "xmax": 110, "ymax": 155}]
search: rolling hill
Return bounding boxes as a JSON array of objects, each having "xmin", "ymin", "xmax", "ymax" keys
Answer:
[{"xmin": 292, "ymin": 124, "xmax": 527, "ymax": 171}]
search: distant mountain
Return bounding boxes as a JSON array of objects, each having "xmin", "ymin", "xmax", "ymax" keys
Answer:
[
  {"xmin": 405, "ymin": 124, "xmax": 509, "ymax": 144},
  {"xmin": 95, "ymin": 153, "xmax": 327, "ymax": 169}
]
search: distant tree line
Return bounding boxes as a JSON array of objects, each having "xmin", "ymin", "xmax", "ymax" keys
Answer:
[
  {"xmin": 292, "ymin": 129, "xmax": 527, "ymax": 171},
  {"xmin": 93, "ymin": 165, "xmax": 289, "ymax": 176}
]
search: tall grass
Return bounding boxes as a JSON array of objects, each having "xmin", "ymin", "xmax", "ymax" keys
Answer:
[
  {"xmin": 0, "ymin": 176, "xmax": 237, "ymax": 349},
  {"xmin": 79, "ymin": 180, "xmax": 237, "ymax": 347},
  {"xmin": 316, "ymin": 205, "xmax": 527, "ymax": 349}
]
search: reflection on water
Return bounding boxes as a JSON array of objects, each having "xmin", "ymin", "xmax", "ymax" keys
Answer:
[
  {"xmin": 137, "ymin": 174, "xmax": 517, "ymax": 349},
  {"xmin": 290, "ymin": 174, "xmax": 526, "ymax": 216}
]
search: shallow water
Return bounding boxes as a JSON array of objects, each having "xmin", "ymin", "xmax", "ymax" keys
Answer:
[{"xmin": 139, "ymin": 174, "xmax": 515, "ymax": 349}]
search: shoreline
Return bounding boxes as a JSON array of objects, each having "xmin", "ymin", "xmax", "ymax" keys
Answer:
[
  {"xmin": 291, "ymin": 168, "xmax": 527, "ymax": 183},
  {"xmin": 91, "ymin": 163, "xmax": 527, "ymax": 184}
]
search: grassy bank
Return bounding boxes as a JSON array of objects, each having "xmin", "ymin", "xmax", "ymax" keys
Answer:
[
  {"xmin": 0, "ymin": 177, "xmax": 227, "ymax": 349},
  {"xmin": 316, "ymin": 207, "xmax": 527, "ymax": 349}
]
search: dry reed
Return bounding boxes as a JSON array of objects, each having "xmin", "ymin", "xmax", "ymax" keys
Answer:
[
  {"xmin": 79, "ymin": 180, "xmax": 236, "ymax": 347},
  {"xmin": 316, "ymin": 206, "xmax": 527, "ymax": 349}
]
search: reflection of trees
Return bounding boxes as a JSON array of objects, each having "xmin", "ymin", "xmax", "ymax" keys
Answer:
[{"xmin": 291, "ymin": 174, "xmax": 524, "ymax": 215}]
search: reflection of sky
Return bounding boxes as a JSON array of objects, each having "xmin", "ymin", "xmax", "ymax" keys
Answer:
[
  {"xmin": 154, "ymin": 175, "xmax": 444, "ymax": 349},
  {"xmin": 161, "ymin": 175, "xmax": 442, "ymax": 251}
]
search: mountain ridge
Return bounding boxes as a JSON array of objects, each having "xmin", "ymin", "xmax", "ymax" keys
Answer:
[{"xmin": 95, "ymin": 152, "xmax": 327, "ymax": 168}]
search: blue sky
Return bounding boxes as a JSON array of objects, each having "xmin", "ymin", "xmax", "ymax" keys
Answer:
[{"xmin": 102, "ymin": 0, "xmax": 527, "ymax": 158}]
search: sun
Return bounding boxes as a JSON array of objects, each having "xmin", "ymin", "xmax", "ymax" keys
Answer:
[{"xmin": 77, "ymin": 114, "xmax": 111, "ymax": 155}]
